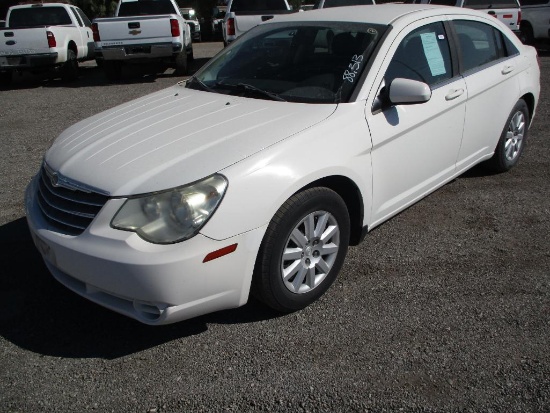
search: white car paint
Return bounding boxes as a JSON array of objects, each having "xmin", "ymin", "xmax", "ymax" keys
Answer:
[{"xmin": 25, "ymin": 5, "xmax": 540, "ymax": 325}]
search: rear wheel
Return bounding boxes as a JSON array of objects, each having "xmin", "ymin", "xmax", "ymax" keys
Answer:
[
  {"xmin": 174, "ymin": 50, "xmax": 188, "ymax": 76},
  {"xmin": 0, "ymin": 70, "xmax": 12, "ymax": 86},
  {"xmin": 61, "ymin": 49, "xmax": 78, "ymax": 81},
  {"xmin": 520, "ymin": 23, "xmax": 535, "ymax": 45},
  {"xmin": 252, "ymin": 187, "xmax": 350, "ymax": 313},
  {"xmin": 103, "ymin": 61, "xmax": 122, "ymax": 81},
  {"xmin": 485, "ymin": 99, "xmax": 529, "ymax": 173}
]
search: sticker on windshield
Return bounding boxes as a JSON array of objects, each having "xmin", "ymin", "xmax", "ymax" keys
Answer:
[
  {"xmin": 343, "ymin": 54, "xmax": 364, "ymax": 83},
  {"xmin": 420, "ymin": 32, "xmax": 446, "ymax": 76}
]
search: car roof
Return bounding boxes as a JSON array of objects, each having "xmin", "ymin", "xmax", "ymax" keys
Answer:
[{"xmin": 271, "ymin": 4, "xmax": 490, "ymax": 26}]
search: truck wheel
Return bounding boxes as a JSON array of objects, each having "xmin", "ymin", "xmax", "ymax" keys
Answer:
[
  {"xmin": 61, "ymin": 49, "xmax": 79, "ymax": 81},
  {"xmin": 103, "ymin": 61, "xmax": 122, "ymax": 81},
  {"xmin": 520, "ymin": 23, "xmax": 535, "ymax": 45},
  {"xmin": 0, "ymin": 70, "xmax": 12, "ymax": 87},
  {"xmin": 174, "ymin": 51, "xmax": 188, "ymax": 76}
]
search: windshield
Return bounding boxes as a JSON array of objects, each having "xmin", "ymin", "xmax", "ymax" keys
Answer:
[{"xmin": 187, "ymin": 22, "xmax": 386, "ymax": 104}]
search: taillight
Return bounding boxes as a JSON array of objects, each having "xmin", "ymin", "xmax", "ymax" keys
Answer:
[
  {"xmin": 517, "ymin": 10, "xmax": 521, "ymax": 26},
  {"xmin": 46, "ymin": 30, "xmax": 56, "ymax": 48},
  {"xmin": 227, "ymin": 17, "xmax": 235, "ymax": 36},
  {"xmin": 170, "ymin": 18, "xmax": 180, "ymax": 37},
  {"xmin": 92, "ymin": 22, "xmax": 100, "ymax": 42}
]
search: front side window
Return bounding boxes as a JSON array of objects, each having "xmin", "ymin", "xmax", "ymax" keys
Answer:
[
  {"xmin": 385, "ymin": 22, "xmax": 453, "ymax": 87},
  {"xmin": 188, "ymin": 22, "xmax": 387, "ymax": 103},
  {"xmin": 454, "ymin": 20, "xmax": 513, "ymax": 72}
]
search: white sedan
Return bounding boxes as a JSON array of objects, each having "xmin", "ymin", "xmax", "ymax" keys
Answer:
[{"xmin": 25, "ymin": 5, "xmax": 540, "ymax": 325}]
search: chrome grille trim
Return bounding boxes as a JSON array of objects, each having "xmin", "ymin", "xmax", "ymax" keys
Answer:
[{"xmin": 36, "ymin": 164, "xmax": 110, "ymax": 235}]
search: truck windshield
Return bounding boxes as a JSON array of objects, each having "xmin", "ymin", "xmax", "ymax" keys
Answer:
[
  {"xmin": 118, "ymin": 0, "xmax": 177, "ymax": 17},
  {"xmin": 188, "ymin": 21, "xmax": 387, "ymax": 104},
  {"xmin": 9, "ymin": 6, "xmax": 72, "ymax": 29}
]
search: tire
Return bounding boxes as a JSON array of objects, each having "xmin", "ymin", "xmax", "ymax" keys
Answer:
[
  {"xmin": 174, "ymin": 50, "xmax": 188, "ymax": 76},
  {"xmin": 520, "ymin": 23, "xmax": 535, "ymax": 45},
  {"xmin": 252, "ymin": 187, "xmax": 350, "ymax": 313},
  {"xmin": 103, "ymin": 61, "xmax": 122, "ymax": 81},
  {"xmin": 485, "ymin": 99, "xmax": 529, "ymax": 173},
  {"xmin": 61, "ymin": 49, "xmax": 78, "ymax": 81},
  {"xmin": 0, "ymin": 70, "xmax": 12, "ymax": 86}
]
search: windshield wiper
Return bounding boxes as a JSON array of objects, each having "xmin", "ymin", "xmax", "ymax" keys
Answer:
[
  {"xmin": 215, "ymin": 81, "xmax": 286, "ymax": 102},
  {"xmin": 236, "ymin": 83, "xmax": 286, "ymax": 102},
  {"xmin": 186, "ymin": 76, "xmax": 216, "ymax": 93}
]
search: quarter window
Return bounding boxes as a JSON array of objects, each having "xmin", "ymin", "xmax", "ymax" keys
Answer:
[{"xmin": 385, "ymin": 22, "xmax": 452, "ymax": 87}]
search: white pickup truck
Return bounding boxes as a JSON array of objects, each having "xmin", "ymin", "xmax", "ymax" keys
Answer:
[
  {"xmin": 92, "ymin": 0, "xmax": 193, "ymax": 80},
  {"xmin": 222, "ymin": 0, "xmax": 293, "ymax": 46},
  {"xmin": 0, "ymin": 2, "xmax": 95, "ymax": 85}
]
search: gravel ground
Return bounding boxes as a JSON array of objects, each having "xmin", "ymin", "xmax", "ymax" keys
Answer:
[{"xmin": 0, "ymin": 41, "xmax": 549, "ymax": 413}]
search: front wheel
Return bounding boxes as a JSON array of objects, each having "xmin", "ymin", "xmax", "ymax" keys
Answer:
[
  {"xmin": 485, "ymin": 99, "xmax": 529, "ymax": 173},
  {"xmin": 252, "ymin": 187, "xmax": 350, "ymax": 313}
]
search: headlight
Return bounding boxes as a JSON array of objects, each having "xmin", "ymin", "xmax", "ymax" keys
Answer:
[{"xmin": 111, "ymin": 175, "xmax": 228, "ymax": 244}]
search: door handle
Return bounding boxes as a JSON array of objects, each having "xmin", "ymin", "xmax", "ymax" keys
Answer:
[
  {"xmin": 445, "ymin": 88, "xmax": 464, "ymax": 101},
  {"xmin": 502, "ymin": 65, "xmax": 514, "ymax": 75}
]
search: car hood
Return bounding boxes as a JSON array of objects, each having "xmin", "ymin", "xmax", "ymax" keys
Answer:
[{"xmin": 45, "ymin": 85, "xmax": 336, "ymax": 196}]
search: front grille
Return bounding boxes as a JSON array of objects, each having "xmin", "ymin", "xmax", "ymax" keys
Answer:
[{"xmin": 36, "ymin": 165, "xmax": 109, "ymax": 236}]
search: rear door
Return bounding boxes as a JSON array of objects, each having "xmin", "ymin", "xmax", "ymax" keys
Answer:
[{"xmin": 451, "ymin": 17, "xmax": 523, "ymax": 172}]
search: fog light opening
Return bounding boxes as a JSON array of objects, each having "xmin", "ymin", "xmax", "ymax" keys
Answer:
[{"xmin": 133, "ymin": 301, "xmax": 166, "ymax": 321}]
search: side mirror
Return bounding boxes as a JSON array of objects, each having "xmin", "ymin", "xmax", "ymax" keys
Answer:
[{"xmin": 388, "ymin": 78, "xmax": 431, "ymax": 105}]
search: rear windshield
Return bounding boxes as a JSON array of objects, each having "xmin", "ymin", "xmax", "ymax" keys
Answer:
[
  {"xmin": 230, "ymin": 0, "xmax": 290, "ymax": 13},
  {"xmin": 462, "ymin": 0, "xmax": 519, "ymax": 8},
  {"xmin": 8, "ymin": 6, "xmax": 72, "ymax": 28},
  {"xmin": 315, "ymin": 0, "xmax": 375, "ymax": 8},
  {"xmin": 118, "ymin": 0, "xmax": 178, "ymax": 17}
]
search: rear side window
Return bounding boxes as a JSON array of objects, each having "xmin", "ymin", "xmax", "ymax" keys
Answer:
[
  {"xmin": 385, "ymin": 22, "xmax": 453, "ymax": 87},
  {"xmin": 9, "ymin": 6, "xmax": 72, "ymax": 28},
  {"xmin": 76, "ymin": 7, "xmax": 92, "ymax": 27},
  {"xmin": 454, "ymin": 20, "xmax": 516, "ymax": 72},
  {"xmin": 70, "ymin": 7, "xmax": 83, "ymax": 27}
]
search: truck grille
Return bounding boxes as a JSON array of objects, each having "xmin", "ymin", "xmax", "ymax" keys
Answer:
[{"xmin": 36, "ymin": 165, "xmax": 109, "ymax": 236}]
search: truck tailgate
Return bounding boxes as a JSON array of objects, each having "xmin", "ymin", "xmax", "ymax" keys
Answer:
[
  {"xmin": 0, "ymin": 27, "xmax": 50, "ymax": 56},
  {"xmin": 234, "ymin": 15, "xmax": 269, "ymax": 34},
  {"xmin": 95, "ymin": 15, "xmax": 177, "ymax": 43}
]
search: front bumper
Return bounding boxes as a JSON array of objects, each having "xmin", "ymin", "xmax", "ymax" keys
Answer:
[{"xmin": 25, "ymin": 175, "xmax": 266, "ymax": 325}]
